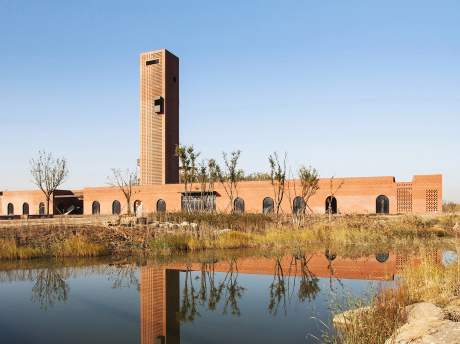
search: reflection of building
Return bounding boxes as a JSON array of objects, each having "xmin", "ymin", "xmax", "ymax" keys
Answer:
[
  {"xmin": 0, "ymin": 49, "xmax": 442, "ymax": 216},
  {"xmin": 140, "ymin": 268, "xmax": 180, "ymax": 344},
  {"xmin": 140, "ymin": 251, "xmax": 442, "ymax": 344}
]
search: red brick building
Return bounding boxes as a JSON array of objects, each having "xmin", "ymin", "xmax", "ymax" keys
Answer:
[{"xmin": 0, "ymin": 49, "xmax": 442, "ymax": 216}]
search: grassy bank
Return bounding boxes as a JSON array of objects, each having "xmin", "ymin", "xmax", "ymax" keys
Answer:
[
  {"xmin": 149, "ymin": 213, "xmax": 458, "ymax": 254},
  {"xmin": 0, "ymin": 212, "xmax": 459, "ymax": 259},
  {"xmin": 0, "ymin": 237, "xmax": 108, "ymax": 260},
  {"xmin": 321, "ymin": 243, "xmax": 460, "ymax": 344}
]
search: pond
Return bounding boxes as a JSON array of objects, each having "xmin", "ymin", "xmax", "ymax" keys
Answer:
[{"xmin": 0, "ymin": 247, "xmax": 452, "ymax": 344}]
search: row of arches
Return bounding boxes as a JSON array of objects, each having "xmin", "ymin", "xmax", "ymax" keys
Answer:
[
  {"xmin": 88, "ymin": 195, "xmax": 390, "ymax": 215},
  {"xmin": 91, "ymin": 199, "xmax": 167, "ymax": 215},
  {"xmin": 7, "ymin": 202, "xmax": 45, "ymax": 215}
]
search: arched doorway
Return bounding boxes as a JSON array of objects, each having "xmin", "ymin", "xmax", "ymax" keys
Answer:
[
  {"xmin": 263, "ymin": 197, "xmax": 274, "ymax": 214},
  {"xmin": 156, "ymin": 199, "xmax": 166, "ymax": 213},
  {"xmin": 134, "ymin": 200, "xmax": 143, "ymax": 216},
  {"xmin": 293, "ymin": 196, "xmax": 304, "ymax": 214},
  {"xmin": 234, "ymin": 197, "xmax": 244, "ymax": 214},
  {"xmin": 92, "ymin": 201, "xmax": 100, "ymax": 215},
  {"xmin": 375, "ymin": 253, "xmax": 389, "ymax": 263},
  {"xmin": 376, "ymin": 195, "xmax": 389, "ymax": 214},
  {"xmin": 39, "ymin": 202, "xmax": 45, "ymax": 215},
  {"xmin": 7, "ymin": 203, "xmax": 14, "ymax": 215},
  {"xmin": 325, "ymin": 196, "xmax": 337, "ymax": 214},
  {"xmin": 112, "ymin": 200, "xmax": 121, "ymax": 215},
  {"xmin": 23, "ymin": 203, "xmax": 29, "ymax": 215}
]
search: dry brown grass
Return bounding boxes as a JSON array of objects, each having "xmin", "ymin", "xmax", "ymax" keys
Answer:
[
  {"xmin": 323, "ymin": 281, "xmax": 409, "ymax": 344},
  {"xmin": 0, "ymin": 237, "xmax": 108, "ymax": 260}
]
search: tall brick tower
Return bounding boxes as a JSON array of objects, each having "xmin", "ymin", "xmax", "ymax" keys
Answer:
[{"xmin": 140, "ymin": 49, "xmax": 179, "ymax": 185}]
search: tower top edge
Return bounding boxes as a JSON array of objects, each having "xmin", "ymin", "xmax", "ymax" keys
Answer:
[{"xmin": 140, "ymin": 49, "xmax": 178, "ymax": 59}]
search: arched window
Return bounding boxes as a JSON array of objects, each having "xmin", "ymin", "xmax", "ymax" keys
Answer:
[
  {"xmin": 293, "ymin": 196, "xmax": 304, "ymax": 214},
  {"xmin": 134, "ymin": 200, "xmax": 142, "ymax": 216},
  {"xmin": 39, "ymin": 202, "xmax": 45, "ymax": 215},
  {"xmin": 7, "ymin": 203, "xmax": 14, "ymax": 216},
  {"xmin": 376, "ymin": 195, "xmax": 389, "ymax": 214},
  {"xmin": 23, "ymin": 203, "xmax": 29, "ymax": 215},
  {"xmin": 263, "ymin": 197, "xmax": 274, "ymax": 214},
  {"xmin": 234, "ymin": 197, "xmax": 244, "ymax": 214},
  {"xmin": 92, "ymin": 201, "xmax": 100, "ymax": 215},
  {"xmin": 325, "ymin": 196, "xmax": 337, "ymax": 214},
  {"xmin": 112, "ymin": 200, "xmax": 121, "ymax": 215},
  {"xmin": 57, "ymin": 203, "xmax": 64, "ymax": 215},
  {"xmin": 375, "ymin": 253, "xmax": 389, "ymax": 263},
  {"xmin": 156, "ymin": 199, "xmax": 166, "ymax": 213}
]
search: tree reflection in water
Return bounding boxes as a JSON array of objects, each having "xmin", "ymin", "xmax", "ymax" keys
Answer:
[
  {"xmin": 177, "ymin": 258, "xmax": 246, "ymax": 324},
  {"xmin": 268, "ymin": 252, "xmax": 322, "ymax": 317},
  {"xmin": 296, "ymin": 254, "xmax": 320, "ymax": 304},
  {"xmin": 109, "ymin": 266, "xmax": 140, "ymax": 290},
  {"xmin": 30, "ymin": 267, "xmax": 70, "ymax": 311}
]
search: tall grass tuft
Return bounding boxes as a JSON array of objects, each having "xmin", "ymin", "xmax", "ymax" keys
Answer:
[{"xmin": 322, "ymin": 281, "xmax": 409, "ymax": 344}]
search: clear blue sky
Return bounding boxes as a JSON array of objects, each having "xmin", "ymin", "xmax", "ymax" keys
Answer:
[{"xmin": 1, "ymin": 1, "xmax": 459, "ymax": 201}]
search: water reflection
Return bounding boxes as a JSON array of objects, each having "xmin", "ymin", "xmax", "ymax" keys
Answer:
[
  {"xmin": 30, "ymin": 267, "xmax": 69, "ymax": 310},
  {"xmin": 0, "ymin": 248, "xmax": 446, "ymax": 344}
]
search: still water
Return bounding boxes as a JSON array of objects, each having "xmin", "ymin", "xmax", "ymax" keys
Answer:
[{"xmin": 0, "ymin": 248, "xmax": 445, "ymax": 344}]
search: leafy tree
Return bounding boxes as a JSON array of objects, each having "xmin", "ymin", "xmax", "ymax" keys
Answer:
[
  {"xmin": 107, "ymin": 168, "xmax": 139, "ymax": 215},
  {"xmin": 30, "ymin": 150, "xmax": 69, "ymax": 215}
]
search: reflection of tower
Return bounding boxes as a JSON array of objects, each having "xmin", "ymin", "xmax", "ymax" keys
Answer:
[
  {"xmin": 139, "ymin": 49, "xmax": 179, "ymax": 185},
  {"xmin": 140, "ymin": 267, "xmax": 180, "ymax": 344}
]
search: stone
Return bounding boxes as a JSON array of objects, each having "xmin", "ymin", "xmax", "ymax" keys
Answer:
[
  {"xmin": 386, "ymin": 302, "xmax": 460, "ymax": 344},
  {"xmin": 214, "ymin": 229, "xmax": 231, "ymax": 236},
  {"xmin": 333, "ymin": 306, "xmax": 370, "ymax": 330}
]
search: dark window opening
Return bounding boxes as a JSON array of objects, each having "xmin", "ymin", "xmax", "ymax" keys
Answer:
[
  {"xmin": 112, "ymin": 200, "xmax": 121, "ymax": 215},
  {"xmin": 293, "ymin": 196, "xmax": 304, "ymax": 214},
  {"xmin": 154, "ymin": 98, "xmax": 161, "ymax": 106},
  {"xmin": 39, "ymin": 202, "xmax": 45, "ymax": 215},
  {"xmin": 263, "ymin": 197, "xmax": 274, "ymax": 214},
  {"xmin": 7, "ymin": 203, "xmax": 14, "ymax": 216},
  {"xmin": 376, "ymin": 253, "xmax": 390, "ymax": 263},
  {"xmin": 325, "ymin": 196, "xmax": 337, "ymax": 214},
  {"xmin": 92, "ymin": 201, "xmax": 100, "ymax": 215},
  {"xmin": 23, "ymin": 203, "xmax": 29, "ymax": 215},
  {"xmin": 234, "ymin": 197, "xmax": 244, "ymax": 214},
  {"xmin": 157, "ymin": 199, "xmax": 166, "ymax": 213},
  {"xmin": 146, "ymin": 59, "xmax": 159, "ymax": 65},
  {"xmin": 376, "ymin": 195, "xmax": 389, "ymax": 214},
  {"xmin": 173, "ymin": 76, "xmax": 176, "ymax": 83}
]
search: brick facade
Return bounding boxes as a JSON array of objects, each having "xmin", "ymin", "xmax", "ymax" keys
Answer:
[{"xmin": 0, "ymin": 49, "xmax": 443, "ymax": 216}]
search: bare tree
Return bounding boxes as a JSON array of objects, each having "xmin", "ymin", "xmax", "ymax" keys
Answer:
[
  {"xmin": 269, "ymin": 152, "xmax": 287, "ymax": 217},
  {"xmin": 30, "ymin": 150, "xmax": 69, "ymax": 215},
  {"xmin": 327, "ymin": 175, "xmax": 344, "ymax": 220},
  {"xmin": 298, "ymin": 165, "xmax": 320, "ymax": 217},
  {"xmin": 197, "ymin": 160, "xmax": 208, "ymax": 212},
  {"xmin": 107, "ymin": 168, "xmax": 139, "ymax": 215},
  {"xmin": 175, "ymin": 144, "xmax": 200, "ymax": 213},
  {"xmin": 217, "ymin": 150, "xmax": 244, "ymax": 213},
  {"xmin": 207, "ymin": 159, "xmax": 219, "ymax": 213}
]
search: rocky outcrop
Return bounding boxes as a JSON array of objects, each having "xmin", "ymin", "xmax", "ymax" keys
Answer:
[{"xmin": 385, "ymin": 302, "xmax": 460, "ymax": 344}]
